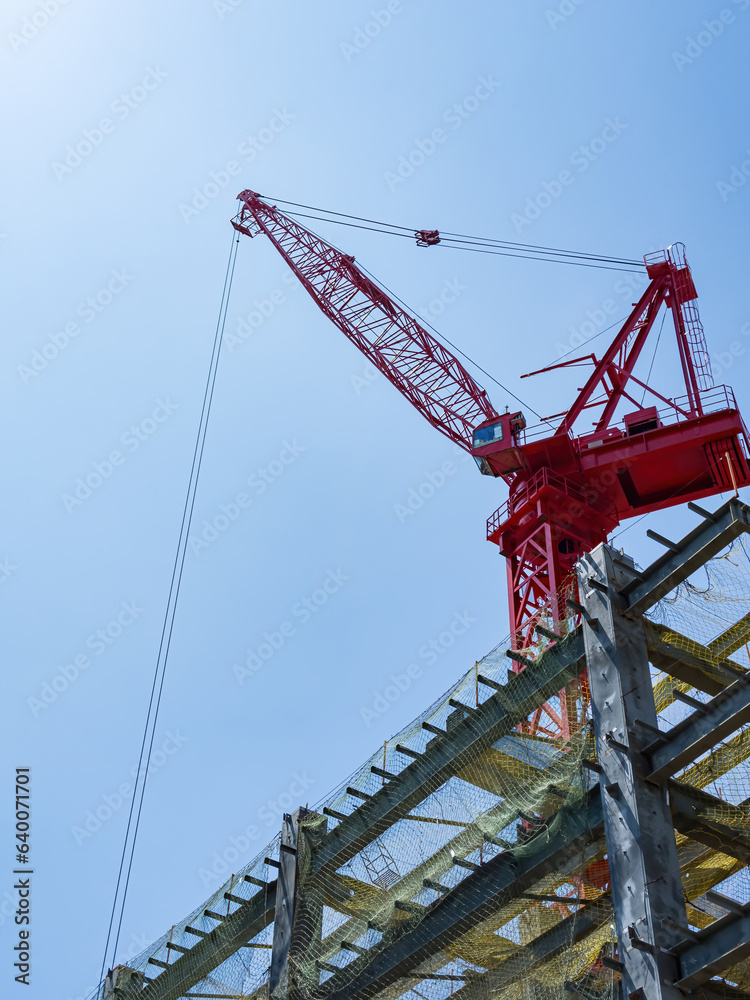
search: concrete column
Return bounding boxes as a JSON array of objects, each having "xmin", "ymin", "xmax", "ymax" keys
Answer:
[{"xmin": 579, "ymin": 545, "xmax": 688, "ymax": 1000}]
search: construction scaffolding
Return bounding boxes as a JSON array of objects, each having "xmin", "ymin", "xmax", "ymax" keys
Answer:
[{"xmin": 95, "ymin": 498, "xmax": 750, "ymax": 1000}]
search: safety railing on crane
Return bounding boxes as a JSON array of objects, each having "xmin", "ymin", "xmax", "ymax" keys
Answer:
[
  {"xmin": 486, "ymin": 468, "xmax": 618, "ymax": 540},
  {"xmin": 520, "ymin": 385, "xmax": 740, "ymax": 446}
]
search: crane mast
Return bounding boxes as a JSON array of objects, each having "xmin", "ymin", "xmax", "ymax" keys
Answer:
[
  {"xmin": 232, "ymin": 191, "xmax": 750, "ymax": 739},
  {"xmin": 478, "ymin": 245, "xmax": 749, "ymax": 718}
]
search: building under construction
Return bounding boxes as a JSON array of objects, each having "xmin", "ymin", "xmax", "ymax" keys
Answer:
[{"xmin": 98, "ymin": 498, "xmax": 750, "ymax": 1000}]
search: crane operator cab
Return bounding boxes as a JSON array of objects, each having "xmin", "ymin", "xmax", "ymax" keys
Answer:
[{"xmin": 472, "ymin": 410, "xmax": 527, "ymax": 477}]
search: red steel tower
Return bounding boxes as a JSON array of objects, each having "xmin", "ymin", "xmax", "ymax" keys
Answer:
[{"xmin": 232, "ymin": 192, "xmax": 750, "ymax": 737}]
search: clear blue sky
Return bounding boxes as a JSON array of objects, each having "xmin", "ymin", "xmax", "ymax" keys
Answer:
[{"xmin": 1, "ymin": 1, "xmax": 749, "ymax": 996}]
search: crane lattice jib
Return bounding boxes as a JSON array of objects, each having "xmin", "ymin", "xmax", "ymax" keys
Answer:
[{"xmin": 232, "ymin": 190, "xmax": 498, "ymax": 453}]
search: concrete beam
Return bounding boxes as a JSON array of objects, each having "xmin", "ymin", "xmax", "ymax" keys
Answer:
[
  {"xmin": 669, "ymin": 781, "xmax": 750, "ymax": 864},
  {"xmin": 676, "ymin": 908, "xmax": 750, "ymax": 989},
  {"xmin": 648, "ymin": 675, "xmax": 750, "ymax": 781},
  {"xmin": 701, "ymin": 982, "xmax": 750, "ymax": 1000},
  {"xmin": 309, "ymin": 629, "xmax": 585, "ymax": 881},
  {"xmin": 314, "ymin": 790, "xmax": 604, "ymax": 1000},
  {"xmin": 709, "ymin": 614, "xmax": 750, "ymax": 659},
  {"xmin": 645, "ymin": 621, "xmax": 746, "ymax": 696},
  {"xmin": 124, "ymin": 883, "xmax": 276, "ymax": 1000},
  {"xmin": 447, "ymin": 898, "xmax": 612, "ymax": 1000},
  {"xmin": 621, "ymin": 499, "xmax": 750, "ymax": 617}
]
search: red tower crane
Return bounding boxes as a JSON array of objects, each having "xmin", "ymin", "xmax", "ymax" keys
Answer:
[{"xmin": 232, "ymin": 190, "xmax": 750, "ymax": 739}]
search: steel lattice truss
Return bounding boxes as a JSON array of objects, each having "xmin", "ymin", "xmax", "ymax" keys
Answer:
[{"xmin": 231, "ymin": 191, "xmax": 500, "ymax": 459}]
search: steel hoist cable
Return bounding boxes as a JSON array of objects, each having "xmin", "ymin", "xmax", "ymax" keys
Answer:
[
  {"xmin": 260, "ymin": 195, "xmax": 645, "ymax": 272},
  {"xmin": 97, "ymin": 231, "xmax": 240, "ymax": 990}
]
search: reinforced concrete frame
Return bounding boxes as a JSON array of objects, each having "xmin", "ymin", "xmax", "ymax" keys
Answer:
[{"xmin": 108, "ymin": 498, "xmax": 750, "ymax": 1000}]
